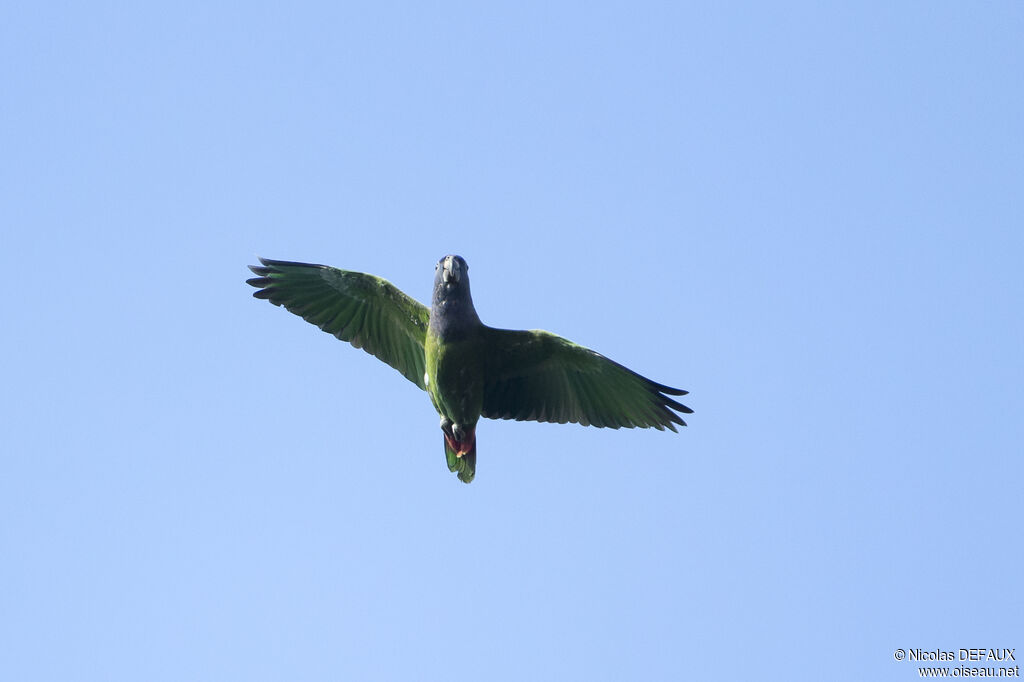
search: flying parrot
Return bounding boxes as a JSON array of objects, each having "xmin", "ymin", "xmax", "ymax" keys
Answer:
[{"xmin": 246, "ymin": 255, "xmax": 692, "ymax": 483}]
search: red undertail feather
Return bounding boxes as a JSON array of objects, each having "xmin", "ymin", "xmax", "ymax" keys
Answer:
[
  {"xmin": 443, "ymin": 425, "xmax": 476, "ymax": 457},
  {"xmin": 444, "ymin": 427, "xmax": 477, "ymax": 483}
]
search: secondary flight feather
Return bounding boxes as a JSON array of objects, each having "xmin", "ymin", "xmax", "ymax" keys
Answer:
[{"xmin": 247, "ymin": 255, "xmax": 692, "ymax": 483}]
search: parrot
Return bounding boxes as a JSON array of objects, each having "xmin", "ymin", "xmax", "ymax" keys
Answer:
[{"xmin": 247, "ymin": 255, "xmax": 691, "ymax": 483}]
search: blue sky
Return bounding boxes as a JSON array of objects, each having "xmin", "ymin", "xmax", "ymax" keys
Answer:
[{"xmin": 2, "ymin": 2, "xmax": 1022, "ymax": 680}]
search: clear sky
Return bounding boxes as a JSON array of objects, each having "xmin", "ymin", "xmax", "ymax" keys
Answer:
[{"xmin": 2, "ymin": 2, "xmax": 1021, "ymax": 681}]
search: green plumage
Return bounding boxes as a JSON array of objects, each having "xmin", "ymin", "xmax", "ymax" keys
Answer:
[
  {"xmin": 247, "ymin": 255, "xmax": 691, "ymax": 483},
  {"xmin": 248, "ymin": 259, "xmax": 430, "ymax": 388}
]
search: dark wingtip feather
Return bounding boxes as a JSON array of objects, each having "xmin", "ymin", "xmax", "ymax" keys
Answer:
[
  {"xmin": 653, "ymin": 382, "xmax": 688, "ymax": 396},
  {"xmin": 661, "ymin": 407, "xmax": 685, "ymax": 429},
  {"xmin": 257, "ymin": 256, "xmax": 328, "ymax": 270},
  {"xmin": 661, "ymin": 394, "xmax": 694, "ymax": 415},
  {"xmin": 651, "ymin": 388, "xmax": 692, "ymax": 429},
  {"xmin": 246, "ymin": 271, "xmax": 277, "ymax": 299}
]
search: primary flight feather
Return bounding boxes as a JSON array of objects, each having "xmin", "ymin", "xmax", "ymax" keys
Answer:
[{"xmin": 247, "ymin": 255, "xmax": 692, "ymax": 483}]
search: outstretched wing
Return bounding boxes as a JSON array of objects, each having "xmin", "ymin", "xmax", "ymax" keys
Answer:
[
  {"xmin": 247, "ymin": 258, "xmax": 430, "ymax": 389},
  {"xmin": 481, "ymin": 328, "xmax": 692, "ymax": 430}
]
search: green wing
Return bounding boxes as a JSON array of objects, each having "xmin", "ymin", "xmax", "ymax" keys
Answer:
[
  {"xmin": 247, "ymin": 258, "xmax": 430, "ymax": 389},
  {"xmin": 481, "ymin": 328, "xmax": 692, "ymax": 430}
]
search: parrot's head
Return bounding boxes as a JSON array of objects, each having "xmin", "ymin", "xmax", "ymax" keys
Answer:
[
  {"xmin": 431, "ymin": 254, "xmax": 479, "ymax": 333},
  {"xmin": 434, "ymin": 254, "xmax": 470, "ymax": 297},
  {"xmin": 437, "ymin": 254, "xmax": 466, "ymax": 283}
]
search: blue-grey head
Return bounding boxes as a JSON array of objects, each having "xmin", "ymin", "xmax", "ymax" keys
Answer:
[
  {"xmin": 431, "ymin": 254, "xmax": 480, "ymax": 335},
  {"xmin": 433, "ymin": 254, "xmax": 470, "ymax": 301}
]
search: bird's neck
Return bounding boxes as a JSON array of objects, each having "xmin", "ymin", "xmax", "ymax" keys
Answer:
[{"xmin": 429, "ymin": 294, "xmax": 481, "ymax": 340}]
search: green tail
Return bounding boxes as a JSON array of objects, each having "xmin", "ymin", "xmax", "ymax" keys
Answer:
[{"xmin": 444, "ymin": 438, "xmax": 476, "ymax": 484}]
